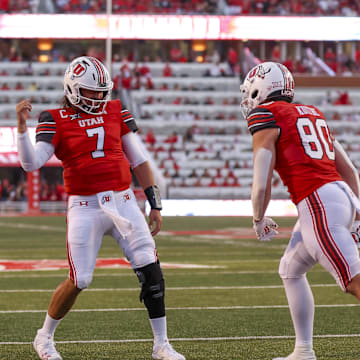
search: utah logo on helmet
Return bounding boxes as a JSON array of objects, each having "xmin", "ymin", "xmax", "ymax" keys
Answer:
[{"xmin": 72, "ymin": 62, "xmax": 88, "ymax": 78}]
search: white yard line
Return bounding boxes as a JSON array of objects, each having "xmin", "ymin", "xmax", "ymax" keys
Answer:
[
  {"xmin": 2, "ymin": 334, "xmax": 360, "ymax": 345},
  {"xmin": 0, "ymin": 283, "xmax": 337, "ymax": 293},
  {"xmin": 0, "ymin": 271, "xmax": 279, "ymax": 278},
  {"xmin": 0, "ymin": 222, "xmax": 65, "ymax": 232},
  {"xmin": 0, "ymin": 269, "xmax": 328, "ymax": 278},
  {"xmin": 1, "ymin": 303, "xmax": 359, "ymax": 314}
]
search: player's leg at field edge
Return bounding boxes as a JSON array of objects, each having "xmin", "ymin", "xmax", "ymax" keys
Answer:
[{"xmin": 346, "ymin": 273, "xmax": 360, "ymax": 300}]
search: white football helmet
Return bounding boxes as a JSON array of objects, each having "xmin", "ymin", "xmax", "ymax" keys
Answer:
[
  {"xmin": 64, "ymin": 56, "xmax": 113, "ymax": 115},
  {"xmin": 240, "ymin": 62, "xmax": 294, "ymax": 118}
]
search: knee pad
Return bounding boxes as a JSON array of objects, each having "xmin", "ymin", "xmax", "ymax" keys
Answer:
[
  {"xmin": 279, "ymin": 228, "xmax": 315, "ymax": 280},
  {"xmin": 279, "ymin": 252, "xmax": 312, "ymax": 280},
  {"xmin": 75, "ymin": 273, "xmax": 93, "ymax": 290},
  {"xmin": 135, "ymin": 262, "xmax": 165, "ymax": 318}
]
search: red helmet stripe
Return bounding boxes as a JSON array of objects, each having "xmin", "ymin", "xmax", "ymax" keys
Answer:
[{"xmin": 90, "ymin": 57, "xmax": 105, "ymax": 84}]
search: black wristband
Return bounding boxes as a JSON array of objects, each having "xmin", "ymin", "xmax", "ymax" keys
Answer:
[{"xmin": 144, "ymin": 185, "xmax": 162, "ymax": 210}]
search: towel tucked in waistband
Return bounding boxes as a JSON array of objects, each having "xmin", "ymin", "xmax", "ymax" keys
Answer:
[{"xmin": 96, "ymin": 190, "xmax": 133, "ymax": 237}]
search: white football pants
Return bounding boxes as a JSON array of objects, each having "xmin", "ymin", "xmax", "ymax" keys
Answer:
[
  {"xmin": 66, "ymin": 188, "xmax": 156, "ymax": 289},
  {"xmin": 279, "ymin": 181, "xmax": 360, "ymax": 291}
]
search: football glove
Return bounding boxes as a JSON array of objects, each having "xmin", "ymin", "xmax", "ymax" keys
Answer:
[
  {"xmin": 350, "ymin": 220, "xmax": 360, "ymax": 248},
  {"xmin": 253, "ymin": 217, "xmax": 279, "ymax": 242}
]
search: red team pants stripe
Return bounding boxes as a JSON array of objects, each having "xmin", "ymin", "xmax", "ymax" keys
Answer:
[
  {"xmin": 66, "ymin": 215, "xmax": 77, "ymax": 287},
  {"xmin": 307, "ymin": 192, "xmax": 351, "ymax": 288}
]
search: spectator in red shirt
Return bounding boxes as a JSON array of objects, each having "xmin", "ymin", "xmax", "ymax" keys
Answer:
[
  {"xmin": 170, "ymin": 46, "xmax": 187, "ymax": 63},
  {"xmin": 209, "ymin": 177, "xmax": 219, "ymax": 187},
  {"xmin": 173, "ymin": 97, "xmax": 182, "ymax": 105},
  {"xmin": 145, "ymin": 129, "xmax": 157, "ymax": 146},
  {"xmin": 15, "ymin": 82, "xmax": 24, "ymax": 90},
  {"xmin": 194, "ymin": 142, "xmax": 207, "ymax": 152},
  {"xmin": 324, "ymin": 47, "xmax": 337, "ymax": 73},
  {"xmin": 139, "ymin": 57, "xmax": 151, "ymax": 77},
  {"xmin": 283, "ymin": 57, "xmax": 294, "ymax": 73},
  {"xmin": 227, "ymin": 47, "xmax": 238, "ymax": 74},
  {"xmin": 1, "ymin": 82, "xmax": 10, "ymax": 90},
  {"xmin": 119, "ymin": 58, "xmax": 132, "ymax": 90},
  {"xmin": 164, "ymin": 132, "xmax": 178, "ymax": 144},
  {"xmin": 162, "ymin": 62, "xmax": 173, "ymax": 77},
  {"xmin": 271, "ymin": 44, "xmax": 281, "ymax": 62},
  {"xmin": 355, "ymin": 44, "xmax": 360, "ymax": 67},
  {"xmin": 0, "ymin": 0, "xmax": 9, "ymax": 11},
  {"xmin": 333, "ymin": 91, "xmax": 352, "ymax": 105}
]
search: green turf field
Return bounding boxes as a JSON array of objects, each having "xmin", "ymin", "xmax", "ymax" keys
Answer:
[{"xmin": 0, "ymin": 216, "xmax": 359, "ymax": 360}]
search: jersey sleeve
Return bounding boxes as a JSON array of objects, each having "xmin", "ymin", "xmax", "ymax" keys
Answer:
[
  {"xmin": 121, "ymin": 106, "xmax": 138, "ymax": 134},
  {"xmin": 247, "ymin": 106, "xmax": 279, "ymax": 135},
  {"xmin": 36, "ymin": 111, "xmax": 56, "ymax": 143}
]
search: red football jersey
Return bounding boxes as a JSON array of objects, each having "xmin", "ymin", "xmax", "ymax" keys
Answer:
[
  {"xmin": 36, "ymin": 100, "xmax": 137, "ymax": 195},
  {"xmin": 247, "ymin": 100, "xmax": 341, "ymax": 204}
]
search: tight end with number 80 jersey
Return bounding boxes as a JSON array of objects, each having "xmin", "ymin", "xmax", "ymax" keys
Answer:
[
  {"xmin": 247, "ymin": 100, "xmax": 341, "ymax": 204},
  {"xmin": 36, "ymin": 99, "xmax": 137, "ymax": 195}
]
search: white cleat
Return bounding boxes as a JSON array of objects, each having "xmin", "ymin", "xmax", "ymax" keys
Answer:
[
  {"xmin": 273, "ymin": 348, "xmax": 316, "ymax": 360},
  {"xmin": 152, "ymin": 341, "xmax": 185, "ymax": 360},
  {"xmin": 33, "ymin": 330, "xmax": 63, "ymax": 360}
]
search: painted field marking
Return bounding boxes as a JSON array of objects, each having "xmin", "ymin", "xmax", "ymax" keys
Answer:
[
  {"xmin": 0, "ymin": 283, "xmax": 337, "ymax": 293},
  {"xmin": 2, "ymin": 333, "xmax": 360, "ymax": 345},
  {"xmin": 0, "ymin": 303, "xmax": 359, "ymax": 314},
  {"xmin": 160, "ymin": 227, "xmax": 294, "ymax": 240},
  {"xmin": 0, "ymin": 258, "xmax": 222, "ymax": 271},
  {"xmin": 0, "ymin": 222, "xmax": 65, "ymax": 232},
  {"xmin": 0, "ymin": 221, "xmax": 294, "ymax": 240},
  {"xmin": 0, "ymin": 270, "xmax": 287, "ymax": 279}
]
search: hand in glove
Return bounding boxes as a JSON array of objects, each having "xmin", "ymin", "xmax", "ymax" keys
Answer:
[
  {"xmin": 253, "ymin": 217, "xmax": 279, "ymax": 241},
  {"xmin": 350, "ymin": 220, "xmax": 360, "ymax": 248}
]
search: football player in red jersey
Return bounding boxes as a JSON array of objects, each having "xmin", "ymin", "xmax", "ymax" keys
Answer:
[
  {"xmin": 240, "ymin": 62, "xmax": 360, "ymax": 360},
  {"xmin": 16, "ymin": 56, "xmax": 185, "ymax": 360}
]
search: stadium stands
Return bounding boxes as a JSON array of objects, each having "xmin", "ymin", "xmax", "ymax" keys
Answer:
[{"xmin": 0, "ymin": 60, "xmax": 360, "ymax": 202}]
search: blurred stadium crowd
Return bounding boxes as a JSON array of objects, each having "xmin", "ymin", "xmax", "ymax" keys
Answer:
[
  {"xmin": 0, "ymin": 57, "xmax": 359, "ymax": 202},
  {"xmin": 0, "ymin": 1, "xmax": 359, "ymax": 205},
  {"xmin": 1, "ymin": 39, "xmax": 360, "ymax": 77},
  {"xmin": 0, "ymin": 177, "xmax": 66, "ymax": 201},
  {"xmin": 0, "ymin": 0, "xmax": 359, "ymax": 16}
]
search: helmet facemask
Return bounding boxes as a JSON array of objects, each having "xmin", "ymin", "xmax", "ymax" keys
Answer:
[
  {"xmin": 240, "ymin": 82, "xmax": 262, "ymax": 118},
  {"xmin": 77, "ymin": 88, "xmax": 111, "ymax": 115}
]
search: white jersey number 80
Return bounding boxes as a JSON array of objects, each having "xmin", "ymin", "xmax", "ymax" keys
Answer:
[{"xmin": 296, "ymin": 117, "xmax": 335, "ymax": 161}]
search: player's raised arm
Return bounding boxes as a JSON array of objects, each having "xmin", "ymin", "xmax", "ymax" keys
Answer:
[{"xmin": 16, "ymin": 100, "xmax": 55, "ymax": 172}]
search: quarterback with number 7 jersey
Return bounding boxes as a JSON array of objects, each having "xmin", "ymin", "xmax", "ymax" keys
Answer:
[
  {"xmin": 16, "ymin": 56, "xmax": 185, "ymax": 360},
  {"xmin": 241, "ymin": 62, "xmax": 360, "ymax": 360}
]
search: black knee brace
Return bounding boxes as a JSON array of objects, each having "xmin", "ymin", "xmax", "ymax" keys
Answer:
[{"xmin": 135, "ymin": 262, "xmax": 165, "ymax": 319}]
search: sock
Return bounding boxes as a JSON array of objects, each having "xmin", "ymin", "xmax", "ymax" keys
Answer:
[
  {"xmin": 150, "ymin": 316, "xmax": 168, "ymax": 346},
  {"xmin": 39, "ymin": 313, "xmax": 62, "ymax": 337},
  {"xmin": 282, "ymin": 276, "xmax": 314, "ymax": 348},
  {"xmin": 294, "ymin": 344, "xmax": 314, "ymax": 353}
]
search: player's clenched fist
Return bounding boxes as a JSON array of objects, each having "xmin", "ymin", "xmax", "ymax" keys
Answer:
[{"xmin": 16, "ymin": 99, "xmax": 32, "ymax": 133}]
